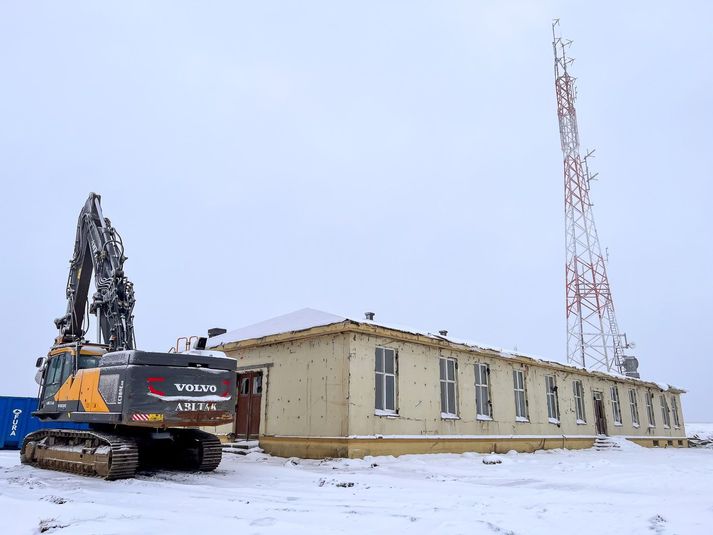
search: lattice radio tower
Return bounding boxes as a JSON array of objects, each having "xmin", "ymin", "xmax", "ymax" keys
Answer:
[{"xmin": 552, "ymin": 20, "xmax": 639, "ymax": 378}]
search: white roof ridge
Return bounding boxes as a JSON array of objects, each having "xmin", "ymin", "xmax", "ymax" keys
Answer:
[
  {"xmin": 205, "ymin": 308, "xmax": 683, "ymax": 391},
  {"xmin": 208, "ymin": 307, "xmax": 528, "ymax": 357},
  {"xmin": 207, "ymin": 307, "xmax": 348, "ymax": 348}
]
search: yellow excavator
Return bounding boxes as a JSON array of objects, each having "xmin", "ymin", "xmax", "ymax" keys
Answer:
[{"xmin": 22, "ymin": 193, "xmax": 236, "ymax": 479}]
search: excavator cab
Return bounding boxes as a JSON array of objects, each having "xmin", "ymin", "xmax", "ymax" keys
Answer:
[{"xmin": 35, "ymin": 343, "xmax": 107, "ymax": 416}]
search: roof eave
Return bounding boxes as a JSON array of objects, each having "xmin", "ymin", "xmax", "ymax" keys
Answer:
[{"xmin": 209, "ymin": 320, "xmax": 685, "ymax": 393}]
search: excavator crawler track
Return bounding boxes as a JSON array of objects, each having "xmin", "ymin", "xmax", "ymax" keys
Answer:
[
  {"xmin": 191, "ymin": 430, "xmax": 223, "ymax": 471},
  {"xmin": 152, "ymin": 429, "xmax": 223, "ymax": 472},
  {"xmin": 21, "ymin": 429, "xmax": 139, "ymax": 480},
  {"xmin": 20, "ymin": 428, "xmax": 223, "ymax": 480}
]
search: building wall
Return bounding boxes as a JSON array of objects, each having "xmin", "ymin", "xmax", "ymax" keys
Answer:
[
  {"xmin": 347, "ymin": 332, "xmax": 685, "ymax": 443},
  {"xmin": 210, "ymin": 328, "xmax": 686, "ymax": 458},
  {"xmin": 205, "ymin": 333, "xmax": 351, "ymax": 443}
]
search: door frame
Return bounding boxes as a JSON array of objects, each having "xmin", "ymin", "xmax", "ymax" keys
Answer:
[
  {"xmin": 593, "ymin": 391, "xmax": 608, "ymax": 436},
  {"xmin": 234, "ymin": 371, "xmax": 263, "ymax": 440}
]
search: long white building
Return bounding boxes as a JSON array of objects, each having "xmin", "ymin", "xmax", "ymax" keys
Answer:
[{"xmin": 204, "ymin": 308, "xmax": 687, "ymax": 458}]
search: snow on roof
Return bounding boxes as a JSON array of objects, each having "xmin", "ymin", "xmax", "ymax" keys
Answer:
[
  {"xmin": 207, "ymin": 307, "xmax": 683, "ymax": 391},
  {"xmin": 207, "ymin": 308, "xmax": 348, "ymax": 348},
  {"xmin": 206, "ymin": 307, "xmax": 495, "ymax": 351}
]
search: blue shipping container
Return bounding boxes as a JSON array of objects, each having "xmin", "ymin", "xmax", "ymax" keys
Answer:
[{"xmin": 0, "ymin": 396, "xmax": 88, "ymax": 449}]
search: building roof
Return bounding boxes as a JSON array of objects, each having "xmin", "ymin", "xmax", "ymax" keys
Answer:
[
  {"xmin": 207, "ymin": 307, "xmax": 684, "ymax": 393},
  {"xmin": 208, "ymin": 307, "xmax": 506, "ymax": 350},
  {"xmin": 207, "ymin": 308, "xmax": 348, "ymax": 348}
]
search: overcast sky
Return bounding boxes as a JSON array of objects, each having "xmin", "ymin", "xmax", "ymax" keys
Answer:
[{"xmin": 1, "ymin": 1, "xmax": 711, "ymax": 421}]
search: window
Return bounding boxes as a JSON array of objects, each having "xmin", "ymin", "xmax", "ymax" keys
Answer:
[
  {"xmin": 240, "ymin": 377, "xmax": 250, "ymax": 395},
  {"xmin": 253, "ymin": 375, "xmax": 263, "ymax": 395},
  {"xmin": 375, "ymin": 348, "xmax": 397, "ymax": 414},
  {"xmin": 474, "ymin": 363, "xmax": 491, "ymax": 420},
  {"xmin": 610, "ymin": 386, "xmax": 622, "ymax": 425},
  {"xmin": 660, "ymin": 395, "xmax": 671, "ymax": 428},
  {"xmin": 572, "ymin": 380, "xmax": 586, "ymax": 423},
  {"xmin": 671, "ymin": 396, "xmax": 681, "ymax": 428},
  {"xmin": 42, "ymin": 355, "xmax": 64, "ymax": 401},
  {"xmin": 77, "ymin": 355, "xmax": 100, "ymax": 369},
  {"xmin": 545, "ymin": 375, "xmax": 560, "ymax": 423},
  {"xmin": 440, "ymin": 357, "xmax": 458, "ymax": 417},
  {"xmin": 645, "ymin": 390, "xmax": 656, "ymax": 428},
  {"xmin": 628, "ymin": 389, "xmax": 640, "ymax": 427},
  {"xmin": 512, "ymin": 369, "xmax": 528, "ymax": 421},
  {"xmin": 42, "ymin": 353, "xmax": 73, "ymax": 401}
]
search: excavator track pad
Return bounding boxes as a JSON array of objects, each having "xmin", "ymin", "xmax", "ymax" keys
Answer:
[
  {"xmin": 21, "ymin": 428, "xmax": 222, "ymax": 480},
  {"xmin": 21, "ymin": 429, "xmax": 139, "ymax": 480}
]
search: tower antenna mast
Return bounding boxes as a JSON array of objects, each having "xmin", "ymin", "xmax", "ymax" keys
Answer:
[{"xmin": 552, "ymin": 20, "xmax": 639, "ymax": 377}]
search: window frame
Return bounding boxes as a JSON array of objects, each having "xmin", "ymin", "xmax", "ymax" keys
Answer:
[
  {"xmin": 671, "ymin": 395, "xmax": 681, "ymax": 428},
  {"xmin": 572, "ymin": 380, "xmax": 586, "ymax": 424},
  {"xmin": 374, "ymin": 347, "xmax": 398, "ymax": 416},
  {"xmin": 512, "ymin": 369, "xmax": 529, "ymax": 422},
  {"xmin": 645, "ymin": 390, "xmax": 656, "ymax": 428},
  {"xmin": 253, "ymin": 375, "xmax": 263, "ymax": 395},
  {"xmin": 545, "ymin": 375, "xmax": 560, "ymax": 424},
  {"xmin": 439, "ymin": 357, "xmax": 459, "ymax": 418},
  {"xmin": 239, "ymin": 376, "xmax": 250, "ymax": 395},
  {"xmin": 628, "ymin": 389, "xmax": 640, "ymax": 428},
  {"xmin": 42, "ymin": 353, "xmax": 73, "ymax": 402},
  {"xmin": 474, "ymin": 362, "xmax": 492, "ymax": 421},
  {"xmin": 660, "ymin": 394, "xmax": 671, "ymax": 429},
  {"xmin": 610, "ymin": 385, "xmax": 623, "ymax": 426}
]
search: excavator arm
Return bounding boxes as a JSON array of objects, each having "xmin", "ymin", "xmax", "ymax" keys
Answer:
[{"xmin": 53, "ymin": 193, "xmax": 136, "ymax": 351}]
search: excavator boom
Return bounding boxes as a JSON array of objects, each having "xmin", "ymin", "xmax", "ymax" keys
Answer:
[{"xmin": 54, "ymin": 192, "xmax": 136, "ymax": 351}]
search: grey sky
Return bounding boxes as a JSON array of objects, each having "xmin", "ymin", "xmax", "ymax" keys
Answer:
[{"xmin": 1, "ymin": 2, "xmax": 711, "ymax": 421}]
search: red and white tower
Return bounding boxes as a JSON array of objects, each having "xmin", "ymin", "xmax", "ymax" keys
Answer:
[{"xmin": 552, "ymin": 20, "xmax": 639, "ymax": 377}]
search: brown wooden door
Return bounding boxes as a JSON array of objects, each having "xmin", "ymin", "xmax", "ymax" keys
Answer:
[
  {"xmin": 593, "ymin": 392, "xmax": 608, "ymax": 436},
  {"xmin": 235, "ymin": 372, "xmax": 262, "ymax": 440}
]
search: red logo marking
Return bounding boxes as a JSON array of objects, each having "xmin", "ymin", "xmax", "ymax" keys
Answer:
[{"xmin": 147, "ymin": 377, "xmax": 166, "ymax": 396}]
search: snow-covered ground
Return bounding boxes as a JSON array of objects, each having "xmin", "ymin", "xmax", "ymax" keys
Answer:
[
  {"xmin": 2, "ymin": 433, "xmax": 713, "ymax": 535},
  {"xmin": 685, "ymin": 421, "xmax": 713, "ymax": 441}
]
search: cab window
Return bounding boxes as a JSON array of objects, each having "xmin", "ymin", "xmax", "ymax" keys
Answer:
[
  {"xmin": 42, "ymin": 353, "xmax": 73, "ymax": 401},
  {"xmin": 77, "ymin": 355, "xmax": 100, "ymax": 369},
  {"xmin": 42, "ymin": 357, "xmax": 63, "ymax": 400}
]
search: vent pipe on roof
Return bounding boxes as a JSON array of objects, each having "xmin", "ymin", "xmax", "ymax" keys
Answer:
[
  {"xmin": 364, "ymin": 312, "xmax": 375, "ymax": 321},
  {"xmin": 622, "ymin": 355, "xmax": 640, "ymax": 378},
  {"xmin": 208, "ymin": 327, "xmax": 227, "ymax": 338},
  {"xmin": 439, "ymin": 330, "xmax": 448, "ymax": 336}
]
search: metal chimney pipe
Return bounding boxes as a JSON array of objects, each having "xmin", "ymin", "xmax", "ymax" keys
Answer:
[{"xmin": 208, "ymin": 327, "xmax": 227, "ymax": 338}]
